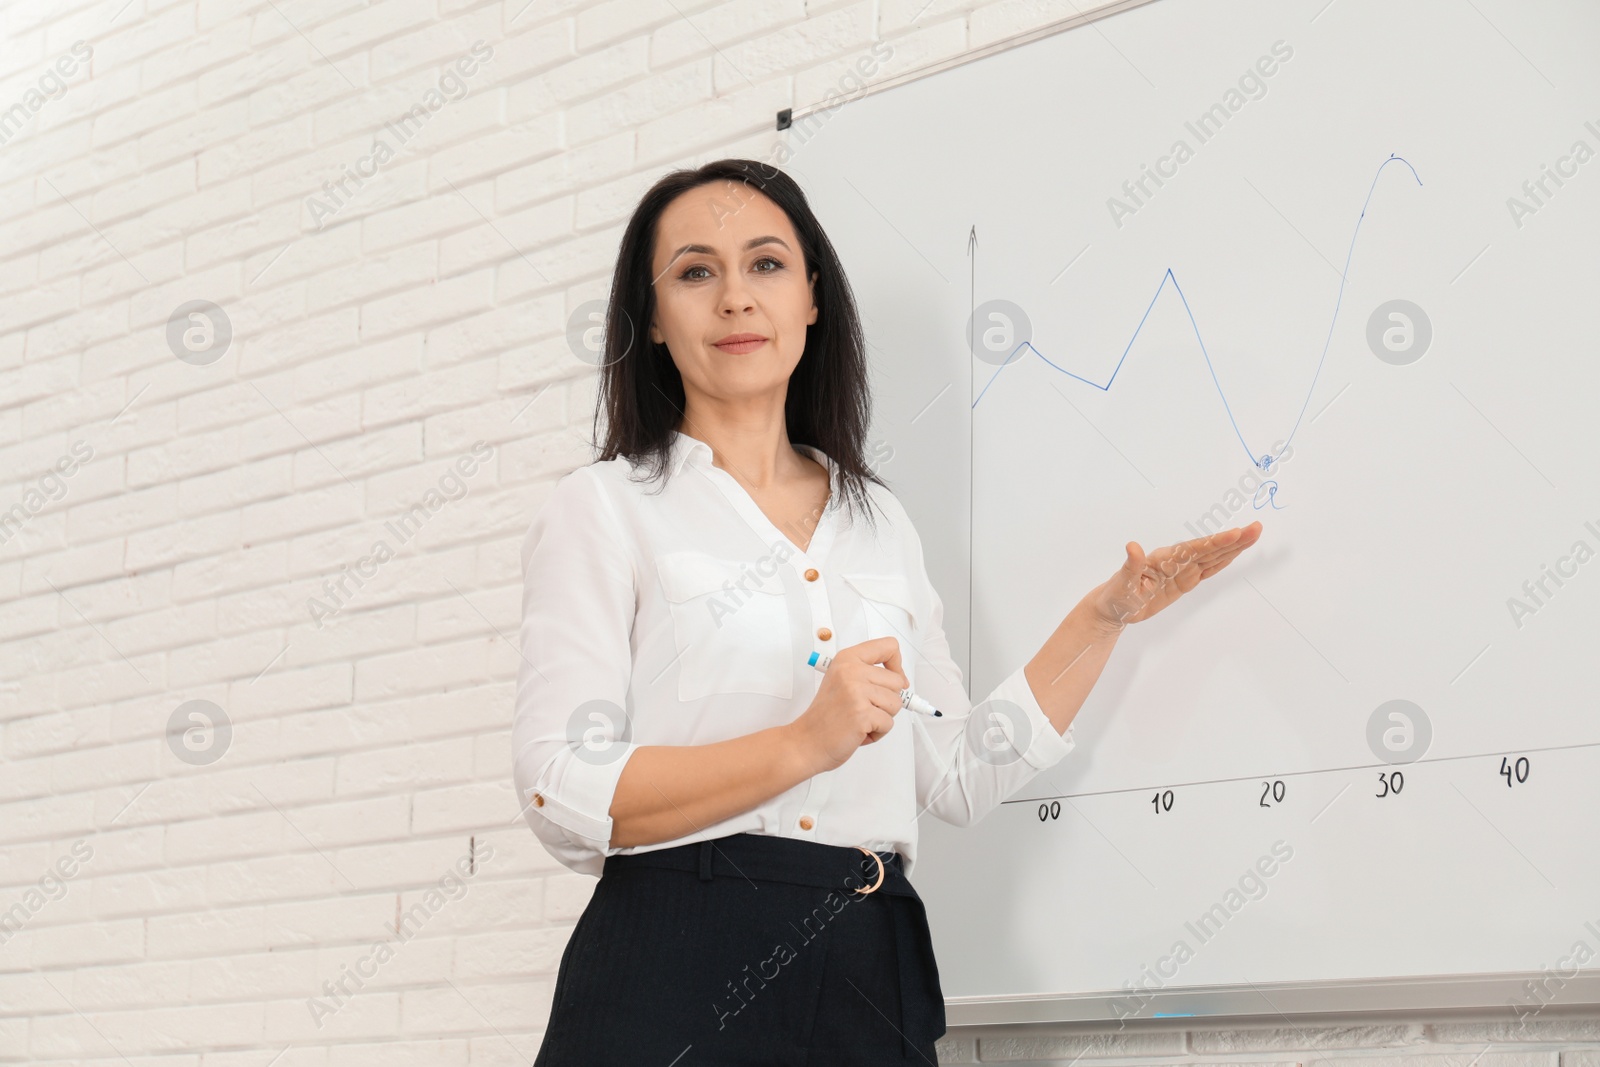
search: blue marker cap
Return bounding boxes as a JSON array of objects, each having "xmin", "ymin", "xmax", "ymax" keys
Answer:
[{"xmin": 807, "ymin": 651, "xmax": 821, "ymax": 667}]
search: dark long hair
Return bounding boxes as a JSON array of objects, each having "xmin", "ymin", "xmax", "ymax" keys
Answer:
[{"xmin": 592, "ymin": 158, "xmax": 887, "ymax": 534}]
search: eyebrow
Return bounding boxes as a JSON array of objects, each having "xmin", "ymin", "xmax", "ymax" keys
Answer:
[{"xmin": 667, "ymin": 235, "xmax": 792, "ymax": 261}]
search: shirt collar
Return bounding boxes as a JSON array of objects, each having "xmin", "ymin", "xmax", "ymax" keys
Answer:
[
  {"xmin": 668, "ymin": 430, "xmax": 838, "ymax": 496},
  {"xmin": 668, "ymin": 430, "xmax": 714, "ymax": 476}
]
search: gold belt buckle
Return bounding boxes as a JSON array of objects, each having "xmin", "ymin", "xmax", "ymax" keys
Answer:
[{"xmin": 852, "ymin": 845, "xmax": 886, "ymax": 895}]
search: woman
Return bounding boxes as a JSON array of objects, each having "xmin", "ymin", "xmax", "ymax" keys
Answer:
[{"xmin": 514, "ymin": 158, "xmax": 1262, "ymax": 1064}]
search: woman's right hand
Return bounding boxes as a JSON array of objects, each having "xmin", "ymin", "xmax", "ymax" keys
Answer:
[{"xmin": 787, "ymin": 637, "xmax": 910, "ymax": 774}]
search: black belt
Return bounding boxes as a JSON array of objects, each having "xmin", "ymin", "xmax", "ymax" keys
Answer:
[{"xmin": 605, "ymin": 831, "xmax": 944, "ymax": 1055}]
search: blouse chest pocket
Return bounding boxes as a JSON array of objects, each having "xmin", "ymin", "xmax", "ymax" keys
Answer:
[
  {"xmin": 657, "ymin": 550, "xmax": 795, "ymax": 702},
  {"xmin": 840, "ymin": 571, "xmax": 919, "ymax": 690}
]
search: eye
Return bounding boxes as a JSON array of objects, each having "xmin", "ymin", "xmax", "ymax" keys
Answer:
[{"xmin": 677, "ymin": 256, "xmax": 786, "ymax": 282}]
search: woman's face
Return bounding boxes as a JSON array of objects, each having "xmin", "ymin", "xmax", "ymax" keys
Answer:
[{"xmin": 648, "ymin": 181, "xmax": 819, "ymax": 411}]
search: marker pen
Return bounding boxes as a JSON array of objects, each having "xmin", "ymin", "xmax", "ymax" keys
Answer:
[{"xmin": 807, "ymin": 651, "xmax": 942, "ymax": 717}]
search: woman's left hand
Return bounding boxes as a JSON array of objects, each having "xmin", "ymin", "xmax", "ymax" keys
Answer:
[{"xmin": 1088, "ymin": 521, "xmax": 1263, "ymax": 633}]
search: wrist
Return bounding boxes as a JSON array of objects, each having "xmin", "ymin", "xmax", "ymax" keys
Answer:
[
  {"xmin": 1078, "ymin": 582, "xmax": 1129, "ymax": 640},
  {"xmin": 775, "ymin": 722, "xmax": 824, "ymax": 781}
]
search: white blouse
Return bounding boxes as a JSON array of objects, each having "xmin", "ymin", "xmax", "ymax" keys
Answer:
[{"xmin": 512, "ymin": 429, "xmax": 1076, "ymax": 878}]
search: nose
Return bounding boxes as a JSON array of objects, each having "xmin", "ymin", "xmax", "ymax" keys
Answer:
[{"xmin": 717, "ymin": 270, "xmax": 755, "ymax": 315}]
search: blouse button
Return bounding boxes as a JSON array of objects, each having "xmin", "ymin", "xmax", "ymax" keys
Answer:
[
  {"xmin": 804, "ymin": 568, "xmax": 819, "ymax": 582},
  {"xmin": 798, "ymin": 815, "xmax": 814, "ymax": 830},
  {"xmin": 532, "ymin": 793, "xmax": 544, "ymax": 807},
  {"xmin": 816, "ymin": 627, "xmax": 832, "ymax": 641}
]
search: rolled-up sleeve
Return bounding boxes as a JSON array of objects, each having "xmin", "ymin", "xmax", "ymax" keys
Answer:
[
  {"xmin": 899, "ymin": 512, "xmax": 1075, "ymax": 828},
  {"xmin": 512, "ymin": 467, "xmax": 639, "ymax": 877}
]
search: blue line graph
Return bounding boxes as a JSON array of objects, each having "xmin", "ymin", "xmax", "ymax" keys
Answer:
[{"xmin": 972, "ymin": 154, "xmax": 1424, "ymax": 472}]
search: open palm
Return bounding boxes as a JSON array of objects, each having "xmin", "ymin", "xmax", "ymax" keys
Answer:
[{"xmin": 1090, "ymin": 522, "xmax": 1263, "ymax": 631}]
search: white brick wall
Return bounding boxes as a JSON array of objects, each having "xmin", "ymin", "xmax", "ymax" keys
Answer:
[{"xmin": 0, "ymin": 0, "xmax": 1596, "ymax": 1063}]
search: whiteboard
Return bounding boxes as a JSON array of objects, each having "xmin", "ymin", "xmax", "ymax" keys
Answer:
[{"xmin": 783, "ymin": 0, "xmax": 1600, "ymax": 1026}]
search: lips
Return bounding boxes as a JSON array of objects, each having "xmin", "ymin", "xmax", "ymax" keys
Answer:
[{"xmin": 713, "ymin": 333, "xmax": 767, "ymax": 354}]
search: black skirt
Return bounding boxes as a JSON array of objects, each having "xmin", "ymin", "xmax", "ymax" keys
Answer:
[{"xmin": 532, "ymin": 831, "xmax": 947, "ymax": 1065}]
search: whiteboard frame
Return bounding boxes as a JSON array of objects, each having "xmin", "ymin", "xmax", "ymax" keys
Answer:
[
  {"xmin": 946, "ymin": 970, "xmax": 1600, "ymax": 1028},
  {"xmin": 776, "ymin": 0, "xmax": 1168, "ymax": 131}
]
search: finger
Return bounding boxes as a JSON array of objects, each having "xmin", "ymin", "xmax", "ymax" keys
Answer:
[
  {"xmin": 844, "ymin": 636, "xmax": 901, "ymax": 668},
  {"xmin": 1206, "ymin": 532, "xmax": 1263, "ymax": 567},
  {"xmin": 863, "ymin": 709, "xmax": 897, "ymax": 744},
  {"xmin": 1168, "ymin": 526, "xmax": 1242, "ymax": 559},
  {"xmin": 870, "ymin": 668, "xmax": 910, "ymax": 697},
  {"xmin": 1194, "ymin": 524, "xmax": 1255, "ymax": 555},
  {"xmin": 1146, "ymin": 549, "xmax": 1210, "ymax": 585},
  {"xmin": 1211, "ymin": 523, "xmax": 1261, "ymax": 553},
  {"xmin": 1152, "ymin": 523, "xmax": 1261, "ymax": 582},
  {"xmin": 878, "ymin": 640, "xmax": 908, "ymax": 692},
  {"xmin": 864, "ymin": 685, "xmax": 902, "ymax": 717},
  {"xmin": 1149, "ymin": 535, "xmax": 1228, "ymax": 569},
  {"xmin": 1154, "ymin": 537, "xmax": 1241, "ymax": 576},
  {"xmin": 1184, "ymin": 528, "xmax": 1250, "ymax": 561},
  {"xmin": 1178, "ymin": 547, "xmax": 1224, "ymax": 580},
  {"xmin": 1208, "ymin": 542, "xmax": 1255, "ymax": 568},
  {"xmin": 1186, "ymin": 529, "xmax": 1262, "ymax": 581}
]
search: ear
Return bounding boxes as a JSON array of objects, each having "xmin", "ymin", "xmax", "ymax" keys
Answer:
[{"xmin": 807, "ymin": 270, "xmax": 819, "ymax": 325}]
